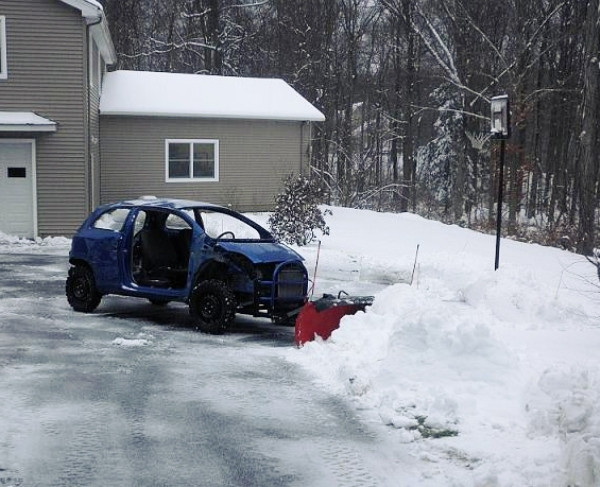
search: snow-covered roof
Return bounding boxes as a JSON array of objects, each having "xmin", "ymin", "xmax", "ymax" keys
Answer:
[
  {"xmin": 57, "ymin": 0, "xmax": 116, "ymax": 65},
  {"xmin": 100, "ymin": 70, "xmax": 326, "ymax": 122},
  {"xmin": 0, "ymin": 112, "xmax": 57, "ymax": 132},
  {"xmin": 58, "ymin": 0, "xmax": 103, "ymax": 18}
]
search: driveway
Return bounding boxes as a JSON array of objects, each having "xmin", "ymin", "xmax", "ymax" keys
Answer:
[{"xmin": 0, "ymin": 249, "xmax": 391, "ymax": 487}]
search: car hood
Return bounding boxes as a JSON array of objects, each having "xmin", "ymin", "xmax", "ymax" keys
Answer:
[{"xmin": 216, "ymin": 241, "xmax": 304, "ymax": 264}]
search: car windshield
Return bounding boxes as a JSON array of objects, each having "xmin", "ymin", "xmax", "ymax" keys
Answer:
[{"xmin": 182, "ymin": 208, "xmax": 265, "ymax": 240}]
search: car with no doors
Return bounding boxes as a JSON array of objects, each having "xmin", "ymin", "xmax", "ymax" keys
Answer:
[{"xmin": 66, "ymin": 197, "xmax": 308, "ymax": 333}]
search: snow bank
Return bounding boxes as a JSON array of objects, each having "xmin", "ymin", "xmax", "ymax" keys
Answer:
[
  {"xmin": 285, "ymin": 207, "xmax": 600, "ymax": 486},
  {"xmin": 0, "ymin": 232, "xmax": 70, "ymax": 254}
]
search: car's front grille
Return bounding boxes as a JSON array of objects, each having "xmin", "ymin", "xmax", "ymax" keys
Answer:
[
  {"xmin": 254, "ymin": 261, "xmax": 307, "ymax": 315},
  {"xmin": 276, "ymin": 266, "xmax": 306, "ymax": 299}
]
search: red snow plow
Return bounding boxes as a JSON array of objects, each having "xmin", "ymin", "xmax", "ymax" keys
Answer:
[{"xmin": 294, "ymin": 292, "xmax": 373, "ymax": 346}]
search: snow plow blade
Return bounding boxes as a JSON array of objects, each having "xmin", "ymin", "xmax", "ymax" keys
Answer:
[{"xmin": 294, "ymin": 293, "xmax": 373, "ymax": 346}]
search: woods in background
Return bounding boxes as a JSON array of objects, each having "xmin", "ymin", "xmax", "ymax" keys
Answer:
[{"xmin": 100, "ymin": 0, "xmax": 600, "ymax": 254}]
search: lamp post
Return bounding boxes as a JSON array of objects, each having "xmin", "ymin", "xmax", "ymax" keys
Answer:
[{"xmin": 490, "ymin": 95, "xmax": 510, "ymax": 271}]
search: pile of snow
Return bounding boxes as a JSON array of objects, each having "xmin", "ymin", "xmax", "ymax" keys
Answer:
[
  {"xmin": 0, "ymin": 231, "xmax": 70, "ymax": 253},
  {"xmin": 275, "ymin": 207, "xmax": 600, "ymax": 486}
]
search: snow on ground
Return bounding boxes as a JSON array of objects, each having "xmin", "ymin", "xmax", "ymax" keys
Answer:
[
  {"xmin": 112, "ymin": 333, "xmax": 154, "ymax": 348},
  {"xmin": 3, "ymin": 207, "xmax": 600, "ymax": 485},
  {"xmin": 253, "ymin": 207, "xmax": 600, "ymax": 486},
  {"xmin": 0, "ymin": 231, "xmax": 70, "ymax": 254}
]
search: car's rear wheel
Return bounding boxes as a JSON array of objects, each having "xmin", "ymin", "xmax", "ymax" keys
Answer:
[
  {"xmin": 189, "ymin": 279, "xmax": 236, "ymax": 334},
  {"xmin": 66, "ymin": 265, "xmax": 102, "ymax": 312}
]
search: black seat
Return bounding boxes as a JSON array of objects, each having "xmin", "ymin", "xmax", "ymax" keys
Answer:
[
  {"xmin": 173, "ymin": 228, "xmax": 192, "ymax": 267},
  {"xmin": 138, "ymin": 213, "xmax": 184, "ymax": 287},
  {"xmin": 140, "ymin": 214, "xmax": 179, "ymax": 268}
]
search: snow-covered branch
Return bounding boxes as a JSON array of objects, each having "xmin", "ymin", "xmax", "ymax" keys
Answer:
[
  {"xmin": 411, "ymin": 104, "xmax": 490, "ymax": 122},
  {"xmin": 222, "ymin": 0, "xmax": 270, "ymax": 9}
]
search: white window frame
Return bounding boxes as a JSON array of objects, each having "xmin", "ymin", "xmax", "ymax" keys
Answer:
[
  {"xmin": 165, "ymin": 139, "xmax": 220, "ymax": 183},
  {"xmin": 0, "ymin": 16, "xmax": 7, "ymax": 80}
]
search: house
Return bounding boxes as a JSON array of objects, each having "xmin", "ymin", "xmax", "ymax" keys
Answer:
[
  {"xmin": 99, "ymin": 70, "xmax": 325, "ymax": 212},
  {"xmin": 0, "ymin": 0, "xmax": 115, "ymax": 238},
  {"xmin": 0, "ymin": 0, "xmax": 324, "ymax": 239}
]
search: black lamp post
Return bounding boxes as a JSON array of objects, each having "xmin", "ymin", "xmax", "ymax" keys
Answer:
[{"xmin": 490, "ymin": 95, "xmax": 510, "ymax": 271}]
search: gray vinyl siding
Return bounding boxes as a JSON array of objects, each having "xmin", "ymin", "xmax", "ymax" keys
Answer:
[
  {"xmin": 0, "ymin": 0, "xmax": 88, "ymax": 236},
  {"xmin": 100, "ymin": 116, "xmax": 309, "ymax": 211}
]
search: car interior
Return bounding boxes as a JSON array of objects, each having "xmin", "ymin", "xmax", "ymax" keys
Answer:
[{"xmin": 131, "ymin": 210, "xmax": 192, "ymax": 288}]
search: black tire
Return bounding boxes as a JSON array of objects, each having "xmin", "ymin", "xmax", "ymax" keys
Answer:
[
  {"xmin": 273, "ymin": 313, "xmax": 297, "ymax": 327},
  {"xmin": 148, "ymin": 298, "xmax": 170, "ymax": 306},
  {"xmin": 66, "ymin": 265, "xmax": 102, "ymax": 312},
  {"xmin": 189, "ymin": 279, "xmax": 236, "ymax": 334}
]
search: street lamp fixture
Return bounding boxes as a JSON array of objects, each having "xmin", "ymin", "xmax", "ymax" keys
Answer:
[
  {"xmin": 491, "ymin": 95, "xmax": 510, "ymax": 270},
  {"xmin": 491, "ymin": 95, "xmax": 510, "ymax": 139}
]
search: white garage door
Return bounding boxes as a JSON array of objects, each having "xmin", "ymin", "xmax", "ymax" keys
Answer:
[{"xmin": 0, "ymin": 141, "xmax": 35, "ymax": 238}]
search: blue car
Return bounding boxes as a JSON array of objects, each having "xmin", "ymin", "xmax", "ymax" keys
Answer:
[{"xmin": 66, "ymin": 197, "xmax": 308, "ymax": 334}]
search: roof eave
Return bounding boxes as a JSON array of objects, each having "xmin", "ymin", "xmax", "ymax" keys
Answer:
[
  {"xmin": 58, "ymin": 0, "xmax": 117, "ymax": 65},
  {"xmin": 90, "ymin": 18, "xmax": 117, "ymax": 65},
  {"xmin": 99, "ymin": 110, "xmax": 326, "ymax": 123},
  {"xmin": 0, "ymin": 124, "xmax": 57, "ymax": 133},
  {"xmin": 59, "ymin": 0, "xmax": 101, "ymax": 19}
]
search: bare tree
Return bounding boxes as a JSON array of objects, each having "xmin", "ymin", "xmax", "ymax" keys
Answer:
[
  {"xmin": 100, "ymin": 0, "xmax": 600, "ymax": 254},
  {"xmin": 578, "ymin": 0, "xmax": 600, "ymax": 253}
]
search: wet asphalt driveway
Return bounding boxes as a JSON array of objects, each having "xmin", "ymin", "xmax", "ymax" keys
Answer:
[{"xmin": 0, "ymin": 249, "xmax": 391, "ymax": 487}]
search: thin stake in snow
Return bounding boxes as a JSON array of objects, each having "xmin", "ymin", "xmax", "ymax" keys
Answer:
[
  {"xmin": 410, "ymin": 244, "xmax": 420, "ymax": 286},
  {"xmin": 309, "ymin": 240, "xmax": 322, "ymax": 299}
]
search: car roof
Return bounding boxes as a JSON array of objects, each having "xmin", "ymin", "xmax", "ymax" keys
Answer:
[
  {"xmin": 110, "ymin": 197, "xmax": 224, "ymax": 211},
  {"xmin": 86, "ymin": 197, "xmax": 275, "ymax": 240}
]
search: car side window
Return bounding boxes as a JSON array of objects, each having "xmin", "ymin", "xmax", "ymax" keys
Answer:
[
  {"xmin": 166, "ymin": 213, "xmax": 191, "ymax": 230},
  {"xmin": 92, "ymin": 208, "xmax": 130, "ymax": 232}
]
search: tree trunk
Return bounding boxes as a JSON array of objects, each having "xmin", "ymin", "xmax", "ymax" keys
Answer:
[
  {"xmin": 401, "ymin": 0, "xmax": 417, "ymax": 212},
  {"xmin": 206, "ymin": 0, "xmax": 222, "ymax": 74},
  {"xmin": 578, "ymin": 0, "xmax": 600, "ymax": 253}
]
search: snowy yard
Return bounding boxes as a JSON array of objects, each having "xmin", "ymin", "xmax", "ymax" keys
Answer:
[
  {"xmin": 1, "ymin": 206, "xmax": 600, "ymax": 486},
  {"xmin": 254, "ymin": 207, "xmax": 600, "ymax": 486}
]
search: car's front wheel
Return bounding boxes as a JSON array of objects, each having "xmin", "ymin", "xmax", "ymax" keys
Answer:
[
  {"xmin": 66, "ymin": 265, "xmax": 102, "ymax": 312},
  {"xmin": 273, "ymin": 312, "xmax": 298, "ymax": 327},
  {"xmin": 189, "ymin": 279, "xmax": 236, "ymax": 334}
]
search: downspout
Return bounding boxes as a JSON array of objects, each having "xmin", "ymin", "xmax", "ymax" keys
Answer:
[
  {"xmin": 307, "ymin": 121, "xmax": 313, "ymax": 175},
  {"xmin": 299, "ymin": 121, "xmax": 304, "ymax": 174},
  {"xmin": 85, "ymin": 14, "xmax": 102, "ymax": 213},
  {"xmin": 301, "ymin": 121, "xmax": 314, "ymax": 176},
  {"xmin": 300, "ymin": 121, "xmax": 308, "ymax": 175}
]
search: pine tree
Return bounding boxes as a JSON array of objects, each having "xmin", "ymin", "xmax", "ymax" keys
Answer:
[
  {"xmin": 417, "ymin": 86, "xmax": 463, "ymax": 220},
  {"xmin": 268, "ymin": 174, "xmax": 331, "ymax": 246}
]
